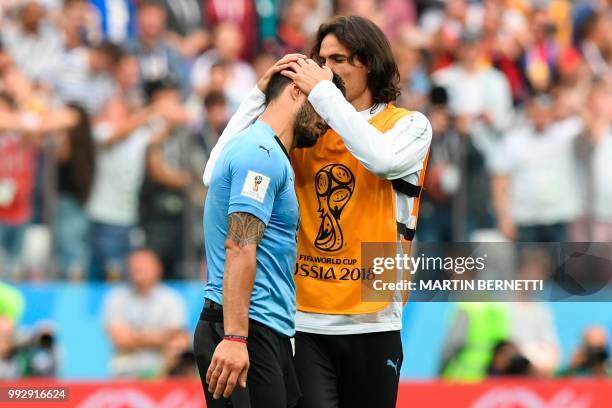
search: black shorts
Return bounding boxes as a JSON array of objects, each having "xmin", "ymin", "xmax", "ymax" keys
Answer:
[
  {"xmin": 193, "ymin": 299, "xmax": 301, "ymax": 408},
  {"xmin": 294, "ymin": 330, "xmax": 403, "ymax": 408}
]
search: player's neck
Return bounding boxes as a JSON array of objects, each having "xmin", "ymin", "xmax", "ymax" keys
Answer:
[
  {"xmin": 351, "ymin": 89, "xmax": 375, "ymax": 112},
  {"xmin": 260, "ymin": 108, "xmax": 295, "ymax": 153}
]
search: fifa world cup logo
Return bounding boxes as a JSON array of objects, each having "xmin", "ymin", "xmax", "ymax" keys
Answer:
[
  {"xmin": 253, "ymin": 175, "xmax": 263, "ymax": 192},
  {"xmin": 314, "ymin": 164, "xmax": 355, "ymax": 252}
]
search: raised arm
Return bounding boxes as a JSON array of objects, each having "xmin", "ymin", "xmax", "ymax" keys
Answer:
[
  {"xmin": 202, "ymin": 54, "xmax": 306, "ymax": 185},
  {"xmin": 283, "ymin": 59, "xmax": 432, "ymax": 179}
]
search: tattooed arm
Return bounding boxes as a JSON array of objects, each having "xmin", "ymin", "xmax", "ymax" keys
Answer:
[
  {"xmin": 206, "ymin": 212, "xmax": 265, "ymax": 399},
  {"xmin": 222, "ymin": 212, "xmax": 265, "ymax": 337}
]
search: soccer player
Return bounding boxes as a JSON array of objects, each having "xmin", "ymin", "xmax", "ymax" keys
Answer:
[
  {"xmin": 194, "ymin": 56, "xmax": 335, "ymax": 408},
  {"xmin": 204, "ymin": 16, "xmax": 432, "ymax": 407}
]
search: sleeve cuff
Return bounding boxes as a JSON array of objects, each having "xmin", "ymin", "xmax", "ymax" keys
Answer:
[
  {"xmin": 228, "ymin": 203, "xmax": 271, "ymax": 226},
  {"xmin": 250, "ymin": 85, "xmax": 266, "ymax": 101}
]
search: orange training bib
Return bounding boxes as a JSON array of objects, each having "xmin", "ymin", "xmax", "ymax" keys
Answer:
[{"xmin": 291, "ymin": 104, "xmax": 411, "ymax": 314}]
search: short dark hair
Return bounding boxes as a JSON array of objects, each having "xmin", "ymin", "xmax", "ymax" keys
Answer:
[
  {"xmin": 144, "ymin": 76, "xmax": 180, "ymax": 102},
  {"xmin": 310, "ymin": 16, "xmax": 401, "ymax": 104},
  {"xmin": 264, "ymin": 73, "xmax": 293, "ymax": 105},
  {"xmin": 429, "ymin": 86, "xmax": 448, "ymax": 107},
  {"xmin": 92, "ymin": 41, "xmax": 123, "ymax": 65},
  {"xmin": 204, "ymin": 90, "xmax": 227, "ymax": 109},
  {"xmin": 265, "ymin": 72, "xmax": 346, "ymax": 105}
]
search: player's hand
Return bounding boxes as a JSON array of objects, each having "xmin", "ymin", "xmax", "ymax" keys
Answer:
[
  {"xmin": 257, "ymin": 53, "xmax": 307, "ymax": 92},
  {"xmin": 281, "ymin": 58, "xmax": 333, "ymax": 95},
  {"xmin": 206, "ymin": 340, "xmax": 249, "ymax": 399}
]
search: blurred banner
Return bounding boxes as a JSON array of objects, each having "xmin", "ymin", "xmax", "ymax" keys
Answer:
[
  {"xmin": 2, "ymin": 379, "xmax": 612, "ymax": 408},
  {"xmin": 397, "ymin": 380, "xmax": 612, "ymax": 408}
]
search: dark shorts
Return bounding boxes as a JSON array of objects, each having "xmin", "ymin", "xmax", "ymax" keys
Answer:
[
  {"xmin": 193, "ymin": 299, "xmax": 301, "ymax": 408},
  {"xmin": 294, "ymin": 330, "xmax": 403, "ymax": 408}
]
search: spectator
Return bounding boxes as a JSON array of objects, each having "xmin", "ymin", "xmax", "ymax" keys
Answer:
[
  {"xmin": 159, "ymin": 0, "xmax": 209, "ymax": 58},
  {"xmin": 54, "ymin": 105, "xmax": 95, "ymax": 280},
  {"xmin": 0, "ymin": 90, "xmax": 38, "ymax": 279},
  {"xmin": 394, "ymin": 28, "xmax": 431, "ymax": 111},
  {"xmin": 125, "ymin": 1, "xmax": 187, "ymax": 93},
  {"xmin": 418, "ymin": 86, "xmax": 463, "ymax": 242},
  {"xmin": 491, "ymin": 93, "xmax": 582, "ymax": 242},
  {"xmin": 432, "ymin": 31, "xmax": 514, "ymax": 235},
  {"xmin": 274, "ymin": 0, "xmax": 312, "ymax": 55},
  {"xmin": 104, "ymin": 249, "xmax": 187, "ymax": 378},
  {"xmin": 507, "ymin": 248, "xmax": 560, "ymax": 376},
  {"xmin": 487, "ymin": 340, "xmax": 532, "ymax": 376},
  {"xmin": 522, "ymin": 7, "xmax": 559, "ymax": 92},
  {"xmin": 86, "ymin": 93, "xmax": 172, "ymax": 281},
  {"xmin": 23, "ymin": 323, "xmax": 58, "ymax": 377},
  {"xmin": 1, "ymin": 1, "xmax": 64, "ymax": 82},
  {"xmin": 381, "ymin": 0, "xmax": 417, "ymax": 42},
  {"xmin": 112, "ymin": 53, "xmax": 144, "ymax": 110},
  {"xmin": 202, "ymin": 0, "xmax": 259, "ymax": 60},
  {"xmin": 433, "ymin": 30, "xmax": 513, "ymax": 137},
  {"xmin": 560, "ymin": 326, "xmax": 611, "ymax": 377},
  {"xmin": 576, "ymin": 10, "xmax": 611, "ymax": 78},
  {"xmin": 440, "ymin": 302, "xmax": 510, "ymax": 381},
  {"xmin": 52, "ymin": 41, "xmax": 123, "ymax": 115},
  {"xmin": 574, "ymin": 79, "xmax": 612, "ymax": 242},
  {"xmin": 186, "ymin": 90, "xmax": 229, "ymax": 257},
  {"xmin": 200, "ymin": 90, "xmax": 228, "ymax": 155},
  {"xmin": 140, "ymin": 78, "xmax": 192, "ymax": 279},
  {"xmin": 57, "ymin": 0, "xmax": 102, "ymax": 49},
  {"xmin": 190, "ymin": 22, "xmax": 256, "ymax": 111},
  {"xmin": 420, "ymin": 0, "xmax": 484, "ymax": 43},
  {"xmin": 0, "ymin": 65, "xmax": 80, "ymax": 279}
]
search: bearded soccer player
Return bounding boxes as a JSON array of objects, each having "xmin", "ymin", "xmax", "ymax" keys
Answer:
[
  {"xmin": 194, "ymin": 55, "xmax": 335, "ymax": 408},
  {"xmin": 203, "ymin": 17, "xmax": 432, "ymax": 408}
]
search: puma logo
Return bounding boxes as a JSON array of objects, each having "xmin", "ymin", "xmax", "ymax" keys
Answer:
[
  {"xmin": 386, "ymin": 358, "xmax": 399, "ymax": 375},
  {"xmin": 258, "ymin": 145, "xmax": 272, "ymax": 157}
]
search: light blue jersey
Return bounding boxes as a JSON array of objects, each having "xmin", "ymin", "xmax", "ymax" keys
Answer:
[{"xmin": 203, "ymin": 121, "xmax": 298, "ymax": 337}]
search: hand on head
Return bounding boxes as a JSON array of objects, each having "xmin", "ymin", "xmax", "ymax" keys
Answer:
[{"xmin": 281, "ymin": 58, "xmax": 333, "ymax": 95}]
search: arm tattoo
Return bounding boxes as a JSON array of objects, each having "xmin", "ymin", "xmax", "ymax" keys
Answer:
[{"xmin": 227, "ymin": 212, "xmax": 266, "ymax": 247}]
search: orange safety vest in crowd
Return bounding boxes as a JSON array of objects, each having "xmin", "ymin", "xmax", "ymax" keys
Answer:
[{"xmin": 291, "ymin": 104, "xmax": 428, "ymax": 315}]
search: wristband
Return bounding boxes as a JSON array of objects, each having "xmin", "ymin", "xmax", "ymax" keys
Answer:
[{"xmin": 224, "ymin": 334, "xmax": 248, "ymax": 344}]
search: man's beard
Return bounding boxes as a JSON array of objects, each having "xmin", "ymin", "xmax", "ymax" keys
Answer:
[{"xmin": 293, "ymin": 102, "xmax": 322, "ymax": 148}]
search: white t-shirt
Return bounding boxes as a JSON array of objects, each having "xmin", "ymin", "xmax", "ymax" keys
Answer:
[
  {"xmin": 104, "ymin": 285, "xmax": 186, "ymax": 377},
  {"xmin": 433, "ymin": 64, "xmax": 513, "ymax": 132},
  {"xmin": 202, "ymin": 82, "xmax": 432, "ymax": 334},
  {"xmin": 491, "ymin": 117, "xmax": 583, "ymax": 225},
  {"xmin": 592, "ymin": 130, "xmax": 612, "ymax": 222},
  {"xmin": 87, "ymin": 123, "xmax": 152, "ymax": 226},
  {"xmin": 53, "ymin": 47, "xmax": 114, "ymax": 115}
]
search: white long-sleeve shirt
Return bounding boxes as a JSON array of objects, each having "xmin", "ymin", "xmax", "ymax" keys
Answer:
[{"xmin": 203, "ymin": 80, "xmax": 432, "ymax": 334}]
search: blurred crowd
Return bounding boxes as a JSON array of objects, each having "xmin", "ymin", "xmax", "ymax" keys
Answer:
[
  {"xmin": 0, "ymin": 0, "xmax": 611, "ymax": 381},
  {"xmin": 0, "ymin": 0, "xmax": 610, "ymax": 282},
  {"xmin": 0, "ymin": 250, "xmax": 197, "ymax": 380}
]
